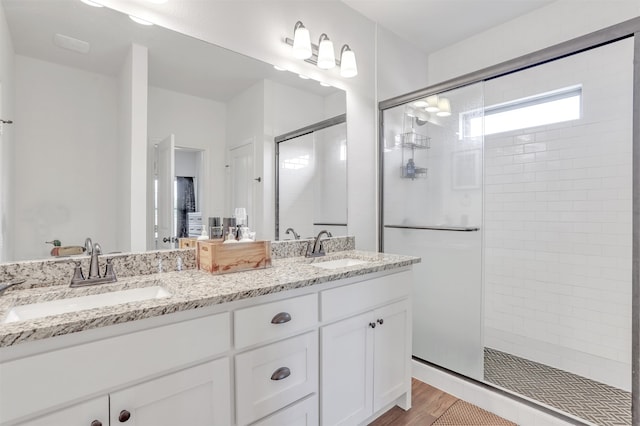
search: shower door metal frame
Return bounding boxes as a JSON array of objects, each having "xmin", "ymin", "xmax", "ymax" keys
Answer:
[
  {"xmin": 378, "ymin": 16, "xmax": 640, "ymax": 425},
  {"xmin": 274, "ymin": 113, "xmax": 347, "ymax": 240}
]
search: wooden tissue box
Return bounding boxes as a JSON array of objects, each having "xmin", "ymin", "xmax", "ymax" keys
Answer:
[
  {"xmin": 197, "ymin": 240, "xmax": 271, "ymax": 274},
  {"xmin": 179, "ymin": 238, "xmax": 198, "ymax": 249}
]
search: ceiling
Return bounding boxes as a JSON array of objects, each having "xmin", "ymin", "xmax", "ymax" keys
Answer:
[{"xmin": 342, "ymin": 0, "xmax": 556, "ymax": 54}]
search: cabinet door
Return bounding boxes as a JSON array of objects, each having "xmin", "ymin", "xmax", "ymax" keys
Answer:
[
  {"xmin": 373, "ymin": 299, "xmax": 410, "ymax": 412},
  {"xmin": 109, "ymin": 358, "xmax": 230, "ymax": 426},
  {"xmin": 252, "ymin": 394, "xmax": 318, "ymax": 426},
  {"xmin": 320, "ymin": 311, "xmax": 373, "ymax": 426},
  {"xmin": 15, "ymin": 396, "xmax": 108, "ymax": 426}
]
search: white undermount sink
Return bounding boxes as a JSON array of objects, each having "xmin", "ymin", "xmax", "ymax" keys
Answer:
[
  {"xmin": 311, "ymin": 258, "xmax": 370, "ymax": 270},
  {"xmin": 3, "ymin": 286, "xmax": 172, "ymax": 324}
]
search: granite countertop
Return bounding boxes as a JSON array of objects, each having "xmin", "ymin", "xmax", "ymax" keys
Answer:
[{"xmin": 0, "ymin": 250, "xmax": 419, "ymax": 348}]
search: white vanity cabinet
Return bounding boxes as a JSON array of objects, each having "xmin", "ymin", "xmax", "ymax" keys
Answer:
[
  {"xmin": 17, "ymin": 360, "xmax": 231, "ymax": 426},
  {"xmin": 234, "ymin": 294, "xmax": 319, "ymax": 426},
  {"xmin": 320, "ymin": 272, "xmax": 412, "ymax": 426},
  {"xmin": 108, "ymin": 358, "xmax": 231, "ymax": 426},
  {"xmin": 1, "ymin": 266, "xmax": 414, "ymax": 426},
  {"xmin": 1, "ymin": 312, "xmax": 232, "ymax": 426},
  {"xmin": 12, "ymin": 397, "xmax": 108, "ymax": 426}
]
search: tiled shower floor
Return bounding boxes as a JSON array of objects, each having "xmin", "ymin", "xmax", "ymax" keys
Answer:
[{"xmin": 484, "ymin": 348, "xmax": 631, "ymax": 426}]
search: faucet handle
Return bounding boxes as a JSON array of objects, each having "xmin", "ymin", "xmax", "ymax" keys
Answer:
[
  {"xmin": 71, "ymin": 261, "xmax": 85, "ymax": 285},
  {"xmin": 103, "ymin": 258, "xmax": 116, "ymax": 279}
]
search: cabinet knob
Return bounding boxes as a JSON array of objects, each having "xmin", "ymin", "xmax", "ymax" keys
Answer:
[
  {"xmin": 91, "ymin": 421, "xmax": 103, "ymax": 426},
  {"xmin": 369, "ymin": 322, "xmax": 376, "ymax": 329},
  {"xmin": 118, "ymin": 410, "xmax": 131, "ymax": 422},
  {"xmin": 270, "ymin": 366, "xmax": 291, "ymax": 381},
  {"xmin": 271, "ymin": 312, "xmax": 292, "ymax": 324},
  {"xmin": 377, "ymin": 318, "xmax": 384, "ymax": 325}
]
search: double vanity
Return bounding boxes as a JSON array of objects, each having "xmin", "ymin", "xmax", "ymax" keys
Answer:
[{"xmin": 0, "ymin": 238, "xmax": 419, "ymax": 426}]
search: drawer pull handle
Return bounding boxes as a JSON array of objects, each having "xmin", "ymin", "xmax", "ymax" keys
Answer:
[
  {"xmin": 118, "ymin": 410, "xmax": 131, "ymax": 422},
  {"xmin": 271, "ymin": 312, "xmax": 292, "ymax": 324},
  {"xmin": 369, "ymin": 322, "xmax": 376, "ymax": 329},
  {"xmin": 91, "ymin": 421, "xmax": 103, "ymax": 426},
  {"xmin": 377, "ymin": 318, "xmax": 384, "ymax": 325},
  {"xmin": 271, "ymin": 367, "xmax": 291, "ymax": 381}
]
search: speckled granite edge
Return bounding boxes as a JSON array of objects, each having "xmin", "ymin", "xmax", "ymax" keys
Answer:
[
  {"xmin": 0, "ymin": 249, "xmax": 419, "ymax": 347},
  {"xmin": 0, "ymin": 236, "xmax": 355, "ymax": 291}
]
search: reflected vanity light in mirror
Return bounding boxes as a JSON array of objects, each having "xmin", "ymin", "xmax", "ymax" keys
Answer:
[
  {"xmin": 80, "ymin": 0, "xmax": 103, "ymax": 7},
  {"xmin": 129, "ymin": 15, "xmax": 154, "ymax": 26}
]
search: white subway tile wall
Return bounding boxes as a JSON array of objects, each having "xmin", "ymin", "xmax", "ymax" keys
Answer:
[{"xmin": 483, "ymin": 38, "xmax": 633, "ymax": 391}]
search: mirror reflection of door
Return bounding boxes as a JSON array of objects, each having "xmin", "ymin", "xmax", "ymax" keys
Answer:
[
  {"xmin": 156, "ymin": 135, "xmax": 175, "ymax": 249},
  {"xmin": 153, "ymin": 136, "xmax": 205, "ymax": 249},
  {"xmin": 228, "ymin": 142, "xmax": 255, "ymax": 233}
]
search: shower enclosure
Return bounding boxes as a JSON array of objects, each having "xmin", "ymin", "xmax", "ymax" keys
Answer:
[{"xmin": 379, "ymin": 25, "xmax": 637, "ymax": 426}]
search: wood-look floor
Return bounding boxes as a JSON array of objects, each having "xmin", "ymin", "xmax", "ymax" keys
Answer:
[{"xmin": 369, "ymin": 378, "xmax": 459, "ymax": 426}]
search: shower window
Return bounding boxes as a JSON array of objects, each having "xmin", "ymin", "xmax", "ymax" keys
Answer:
[{"xmin": 462, "ymin": 85, "xmax": 582, "ymax": 138}]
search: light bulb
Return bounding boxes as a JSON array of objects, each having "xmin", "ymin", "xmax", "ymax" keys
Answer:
[
  {"xmin": 436, "ymin": 98, "xmax": 451, "ymax": 117},
  {"xmin": 340, "ymin": 45, "xmax": 357, "ymax": 78},
  {"xmin": 317, "ymin": 34, "xmax": 336, "ymax": 70},
  {"xmin": 292, "ymin": 22, "xmax": 312, "ymax": 60},
  {"xmin": 425, "ymin": 95, "xmax": 440, "ymax": 112}
]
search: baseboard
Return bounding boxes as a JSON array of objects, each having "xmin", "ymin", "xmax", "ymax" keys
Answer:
[{"xmin": 412, "ymin": 359, "xmax": 594, "ymax": 426}]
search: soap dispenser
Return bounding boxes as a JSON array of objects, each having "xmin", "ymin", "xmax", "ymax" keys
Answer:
[{"xmin": 197, "ymin": 225, "xmax": 209, "ymax": 241}]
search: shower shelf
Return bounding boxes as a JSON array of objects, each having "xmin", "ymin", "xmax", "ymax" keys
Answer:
[
  {"xmin": 397, "ymin": 131, "xmax": 430, "ymax": 149},
  {"xmin": 401, "ymin": 165, "xmax": 427, "ymax": 180}
]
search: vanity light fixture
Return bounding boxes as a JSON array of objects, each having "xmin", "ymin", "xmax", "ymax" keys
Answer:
[
  {"xmin": 80, "ymin": 0, "xmax": 104, "ymax": 7},
  {"xmin": 436, "ymin": 98, "xmax": 452, "ymax": 117},
  {"xmin": 285, "ymin": 22, "xmax": 358, "ymax": 78},
  {"xmin": 425, "ymin": 95, "xmax": 440, "ymax": 112},
  {"xmin": 339, "ymin": 44, "xmax": 357, "ymax": 78},
  {"xmin": 317, "ymin": 34, "xmax": 336, "ymax": 69},
  {"xmin": 292, "ymin": 21, "xmax": 312, "ymax": 59},
  {"xmin": 129, "ymin": 15, "xmax": 154, "ymax": 26}
]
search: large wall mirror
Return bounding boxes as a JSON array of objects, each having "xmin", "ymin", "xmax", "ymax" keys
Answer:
[{"xmin": 0, "ymin": 0, "xmax": 346, "ymax": 263}]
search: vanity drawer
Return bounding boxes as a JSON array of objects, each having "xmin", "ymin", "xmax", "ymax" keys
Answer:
[
  {"xmin": 235, "ymin": 331, "xmax": 318, "ymax": 426},
  {"xmin": 320, "ymin": 270, "xmax": 411, "ymax": 322},
  {"xmin": 251, "ymin": 394, "xmax": 318, "ymax": 426},
  {"xmin": 234, "ymin": 293, "xmax": 318, "ymax": 349}
]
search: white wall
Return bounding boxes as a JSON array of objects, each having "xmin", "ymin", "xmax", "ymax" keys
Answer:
[
  {"xmin": 14, "ymin": 56, "xmax": 119, "ymax": 260},
  {"xmin": 100, "ymin": 0, "xmax": 380, "ymax": 250},
  {"xmin": 0, "ymin": 4, "xmax": 14, "ymax": 262},
  {"xmin": 376, "ymin": 24, "xmax": 429, "ymax": 101},
  {"xmin": 484, "ymin": 38, "xmax": 633, "ymax": 391},
  {"xmin": 147, "ymin": 85, "xmax": 226, "ymax": 219},
  {"xmin": 427, "ymin": 0, "xmax": 640, "ymax": 84}
]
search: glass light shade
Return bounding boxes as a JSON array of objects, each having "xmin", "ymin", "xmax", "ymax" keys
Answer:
[
  {"xmin": 405, "ymin": 107, "xmax": 417, "ymax": 118},
  {"xmin": 416, "ymin": 110, "xmax": 430, "ymax": 121},
  {"xmin": 293, "ymin": 26, "xmax": 312, "ymax": 59},
  {"xmin": 317, "ymin": 37, "xmax": 336, "ymax": 69},
  {"xmin": 436, "ymin": 98, "xmax": 452, "ymax": 117},
  {"xmin": 81, "ymin": 0, "xmax": 104, "ymax": 6},
  {"xmin": 425, "ymin": 95, "xmax": 440, "ymax": 112},
  {"xmin": 413, "ymin": 100, "xmax": 428, "ymax": 108},
  {"xmin": 340, "ymin": 48, "xmax": 358, "ymax": 78}
]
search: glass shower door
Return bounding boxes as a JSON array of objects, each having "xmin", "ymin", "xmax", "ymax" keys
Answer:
[{"xmin": 381, "ymin": 83, "xmax": 484, "ymax": 380}]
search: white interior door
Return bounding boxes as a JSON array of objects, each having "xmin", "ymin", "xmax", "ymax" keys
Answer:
[
  {"xmin": 156, "ymin": 134, "xmax": 175, "ymax": 249},
  {"xmin": 228, "ymin": 142, "xmax": 254, "ymax": 229}
]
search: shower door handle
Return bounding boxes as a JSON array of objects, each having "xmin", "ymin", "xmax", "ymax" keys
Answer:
[{"xmin": 384, "ymin": 225, "xmax": 480, "ymax": 232}]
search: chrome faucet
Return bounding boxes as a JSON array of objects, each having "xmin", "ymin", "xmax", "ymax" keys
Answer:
[
  {"xmin": 0, "ymin": 279, "xmax": 25, "ymax": 295},
  {"xmin": 285, "ymin": 228, "xmax": 300, "ymax": 240},
  {"xmin": 70, "ymin": 241, "xmax": 117, "ymax": 287},
  {"xmin": 307, "ymin": 230, "xmax": 332, "ymax": 257}
]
